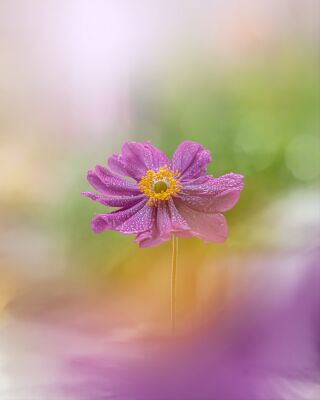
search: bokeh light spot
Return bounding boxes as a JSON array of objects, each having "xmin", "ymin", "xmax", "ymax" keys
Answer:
[{"xmin": 285, "ymin": 133, "xmax": 320, "ymax": 181}]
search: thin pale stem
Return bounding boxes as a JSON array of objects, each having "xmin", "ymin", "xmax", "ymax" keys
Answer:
[{"xmin": 171, "ymin": 235, "xmax": 178, "ymax": 334}]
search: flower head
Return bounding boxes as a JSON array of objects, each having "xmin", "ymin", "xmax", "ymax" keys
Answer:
[{"xmin": 82, "ymin": 141, "xmax": 244, "ymax": 247}]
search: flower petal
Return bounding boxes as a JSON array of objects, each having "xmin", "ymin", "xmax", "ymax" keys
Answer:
[
  {"xmin": 91, "ymin": 200, "xmax": 146, "ymax": 233},
  {"xmin": 179, "ymin": 190, "xmax": 241, "ymax": 213},
  {"xmin": 134, "ymin": 204, "xmax": 171, "ymax": 248},
  {"xmin": 172, "ymin": 141, "xmax": 212, "ymax": 180},
  {"xmin": 179, "ymin": 173, "xmax": 244, "ymax": 213},
  {"xmin": 91, "ymin": 199, "xmax": 153, "ymax": 235},
  {"xmin": 87, "ymin": 166, "xmax": 141, "ymax": 196},
  {"xmin": 121, "ymin": 141, "xmax": 170, "ymax": 181},
  {"xmin": 81, "ymin": 192, "xmax": 145, "ymax": 208},
  {"xmin": 135, "ymin": 200, "xmax": 191, "ymax": 248},
  {"xmin": 182, "ymin": 173, "xmax": 244, "ymax": 195},
  {"xmin": 168, "ymin": 199, "xmax": 190, "ymax": 232},
  {"xmin": 134, "ymin": 225, "xmax": 162, "ymax": 248},
  {"xmin": 107, "ymin": 154, "xmax": 131, "ymax": 177},
  {"xmin": 175, "ymin": 200, "xmax": 228, "ymax": 243},
  {"xmin": 156, "ymin": 203, "xmax": 172, "ymax": 241},
  {"xmin": 118, "ymin": 202, "xmax": 154, "ymax": 234}
]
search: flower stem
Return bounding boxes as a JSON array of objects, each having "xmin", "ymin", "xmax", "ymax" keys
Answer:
[{"xmin": 171, "ymin": 235, "xmax": 178, "ymax": 334}]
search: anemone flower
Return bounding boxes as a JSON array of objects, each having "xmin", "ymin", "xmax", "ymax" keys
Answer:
[
  {"xmin": 83, "ymin": 140, "xmax": 244, "ymax": 330},
  {"xmin": 82, "ymin": 141, "xmax": 243, "ymax": 247}
]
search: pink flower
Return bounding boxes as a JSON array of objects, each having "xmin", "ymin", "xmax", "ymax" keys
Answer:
[{"xmin": 82, "ymin": 141, "xmax": 244, "ymax": 247}]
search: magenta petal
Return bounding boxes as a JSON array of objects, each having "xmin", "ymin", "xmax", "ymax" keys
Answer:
[
  {"xmin": 172, "ymin": 141, "xmax": 212, "ymax": 179},
  {"xmin": 179, "ymin": 190, "xmax": 241, "ymax": 213},
  {"xmin": 91, "ymin": 199, "xmax": 153, "ymax": 235},
  {"xmin": 81, "ymin": 192, "xmax": 145, "ymax": 208},
  {"xmin": 157, "ymin": 203, "xmax": 173, "ymax": 241},
  {"xmin": 134, "ymin": 205, "xmax": 170, "ymax": 248},
  {"xmin": 135, "ymin": 200, "xmax": 191, "ymax": 248},
  {"xmin": 107, "ymin": 154, "xmax": 130, "ymax": 177},
  {"xmin": 91, "ymin": 215, "xmax": 109, "ymax": 234},
  {"xmin": 175, "ymin": 200, "xmax": 228, "ymax": 243},
  {"xmin": 87, "ymin": 166, "xmax": 140, "ymax": 196},
  {"xmin": 168, "ymin": 199, "xmax": 190, "ymax": 232},
  {"xmin": 118, "ymin": 202, "xmax": 154, "ymax": 234},
  {"xmin": 121, "ymin": 141, "xmax": 170, "ymax": 181},
  {"xmin": 91, "ymin": 200, "xmax": 147, "ymax": 234},
  {"xmin": 144, "ymin": 141, "xmax": 171, "ymax": 170},
  {"xmin": 178, "ymin": 173, "xmax": 243, "ymax": 213},
  {"xmin": 182, "ymin": 173, "xmax": 244, "ymax": 195},
  {"xmin": 135, "ymin": 226, "xmax": 162, "ymax": 248}
]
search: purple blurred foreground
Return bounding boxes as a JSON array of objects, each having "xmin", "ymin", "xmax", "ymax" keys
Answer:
[{"xmin": 64, "ymin": 248, "xmax": 320, "ymax": 400}]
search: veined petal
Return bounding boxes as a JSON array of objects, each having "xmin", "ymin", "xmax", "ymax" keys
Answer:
[
  {"xmin": 156, "ymin": 203, "xmax": 173, "ymax": 241},
  {"xmin": 175, "ymin": 200, "xmax": 228, "ymax": 243},
  {"xmin": 172, "ymin": 141, "xmax": 211, "ymax": 180},
  {"xmin": 144, "ymin": 141, "xmax": 171, "ymax": 170},
  {"xmin": 179, "ymin": 190, "xmax": 241, "ymax": 213},
  {"xmin": 168, "ymin": 199, "xmax": 190, "ymax": 232},
  {"xmin": 87, "ymin": 166, "xmax": 140, "ymax": 196},
  {"xmin": 121, "ymin": 141, "xmax": 170, "ymax": 181},
  {"xmin": 181, "ymin": 173, "xmax": 244, "ymax": 195},
  {"xmin": 178, "ymin": 173, "xmax": 244, "ymax": 213},
  {"xmin": 134, "ymin": 204, "xmax": 171, "ymax": 248},
  {"xmin": 118, "ymin": 201, "xmax": 154, "ymax": 234},
  {"xmin": 91, "ymin": 200, "xmax": 145, "ymax": 234},
  {"xmin": 135, "ymin": 225, "xmax": 162, "ymax": 248},
  {"xmin": 81, "ymin": 192, "xmax": 145, "ymax": 208},
  {"xmin": 91, "ymin": 199, "xmax": 152, "ymax": 235},
  {"xmin": 107, "ymin": 154, "xmax": 131, "ymax": 177},
  {"xmin": 135, "ymin": 200, "xmax": 190, "ymax": 248}
]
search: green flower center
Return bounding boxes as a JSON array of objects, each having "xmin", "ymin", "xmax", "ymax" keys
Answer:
[{"xmin": 154, "ymin": 181, "xmax": 168, "ymax": 193}]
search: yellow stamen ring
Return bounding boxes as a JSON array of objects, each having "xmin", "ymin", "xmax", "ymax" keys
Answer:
[{"xmin": 139, "ymin": 165, "xmax": 181, "ymax": 206}]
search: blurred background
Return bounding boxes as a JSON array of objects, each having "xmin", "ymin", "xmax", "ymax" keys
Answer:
[{"xmin": 0, "ymin": 0, "xmax": 319, "ymax": 398}]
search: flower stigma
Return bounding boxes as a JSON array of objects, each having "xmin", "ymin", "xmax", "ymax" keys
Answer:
[
  {"xmin": 154, "ymin": 181, "xmax": 168, "ymax": 193},
  {"xmin": 139, "ymin": 165, "xmax": 181, "ymax": 206}
]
